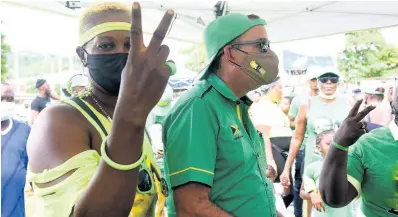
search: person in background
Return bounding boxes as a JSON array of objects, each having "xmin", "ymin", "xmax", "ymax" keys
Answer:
[
  {"xmin": 319, "ymin": 91, "xmax": 397, "ymax": 216},
  {"xmin": 70, "ymin": 74, "xmax": 89, "ymax": 95},
  {"xmin": 251, "ymin": 78, "xmax": 285, "ymax": 176},
  {"xmin": 280, "ymin": 96, "xmax": 292, "ymax": 116},
  {"xmin": 148, "ymin": 84, "xmax": 174, "ymax": 217},
  {"xmin": 30, "ymin": 79, "xmax": 60, "ymax": 123},
  {"xmin": 301, "ymin": 129, "xmax": 353, "ymax": 217},
  {"xmin": 281, "ymin": 68, "xmax": 351, "ymax": 217},
  {"xmin": 26, "ymin": 2, "xmax": 174, "ymax": 217},
  {"xmin": 163, "ymin": 13, "xmax": 279, "ymax": 217},
  {"xmin": 1, "ymin": 82, "xmax": 31, "ymax": 217},
  {"xmin": 363, "ymin": 87, "xmax": 392, "ymax": 127},
  {"xmin": 252, "ymin": 91, "xmax": 262, "ymax": 103},
  {"xmin": 287, "ymin": 66, "xmax": 320, "ymax": 217},
  {"xmin": 266, "ymin": 166, "xmax": 293, "ymax": 217},
  {"xmin": 387, "ymin": 86, "xmax": 394, "ymax": 109},
  {"xmin": 350, "ymin": 88, "xmax": 362, "ymax": 106}
]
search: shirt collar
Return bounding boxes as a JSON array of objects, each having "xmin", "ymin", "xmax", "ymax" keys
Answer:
[
  {"xmin": 1, "ymin": 119, "xmax": 13, "ymax": 136},
  {"xmin": 389, "ymin": 120, "xmax": 398, "ymax": 141},
  {"xmin": 207, "ymin": 73, "xmax": 253, "ymax": 106}
]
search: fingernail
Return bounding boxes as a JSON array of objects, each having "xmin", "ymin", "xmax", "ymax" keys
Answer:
[{"xmin": 167, "ymin": 9, "xmax": 174, "ymax": 15}]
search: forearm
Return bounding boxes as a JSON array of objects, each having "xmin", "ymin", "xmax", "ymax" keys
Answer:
[
  {"xmin": 284, "ymin": 137, "xmax": 302, "ymax": 171},
  {"xmin": 319, "ymin": 145, "xmax": 352, "ymax": 207},
  {"xmin": 51, "ymin": 92, "xmax": 61, "ymax": 100},
  {"xmin": 265, "ymin": 137, "xmax": 274, "ymax": 162},
  {"xmin": 177, "ymin": 198, "xmax": 232, "ymax": 217},
  {"xmin": 74, "ymin": 107, "xmax": 145, "ymax": 216}
]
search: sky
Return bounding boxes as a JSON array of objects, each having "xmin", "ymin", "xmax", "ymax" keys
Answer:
[{"xmin": 1, "ymin": 1, "xmax": 398, "ymax": 76}]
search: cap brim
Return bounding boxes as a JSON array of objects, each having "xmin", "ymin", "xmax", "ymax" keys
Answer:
[
  {"xmin": 197, "ymin": 51, "xmax": 219, "ymax": 81},
  {"xmin": 318, "ymin": 72, "xmax": 340, "ymax": 78}
]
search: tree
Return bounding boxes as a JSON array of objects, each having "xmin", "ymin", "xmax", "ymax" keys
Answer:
[
  {"xmin": 1, "ymin": 33, "xmax": 11, "ymax": 81},
  {"xmin": 179, "ymin": 42, "xmax": 207, "ymax": 73},
  {"xmin": 337, "ymin": 29, "xmax": 398, "ymax": 82}
]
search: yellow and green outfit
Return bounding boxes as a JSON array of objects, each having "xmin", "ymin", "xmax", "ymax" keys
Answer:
[
  {"xmin": 27, "ymin": 98, "xmax": 165, "ymax": 217},
  {"xmin": 347, "ymin": 120, "xmax": 398, "ymax": 216},
  {"xmin": 163, "ymin": 73, "xmax": 276, "ymax": 217}
]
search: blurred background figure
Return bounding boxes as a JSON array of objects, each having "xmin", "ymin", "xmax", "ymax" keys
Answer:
[
  {"xmin": 147, "ymin": 84, "xmax": 174, "ymax": 217},
  {"xmin": 61, "ymin": 74, "xmax": 90, "ymax": 98},
  {"xmin": 280, "ymin": 96, "xmax": 292, "ymax": 116},
  {"xmin": 251, "ymin": 77, "xmax": 294, "ymax": 207},
  {"xmin": 363, "ymin": 87, "xmax": 392, "ymax": 128},
  {"xmin": 30, "ymin": 79, "xmax": 60, "ymax": 123},
  {"xmin": 350, "ymin": 88, "xmax": 363, "ymax": 106},
  {"xmin": 1, "ymin": 82, "xmax": 31, "ymax": 217}
]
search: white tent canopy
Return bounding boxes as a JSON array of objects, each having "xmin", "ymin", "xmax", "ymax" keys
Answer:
[{"xmin": 6, "ymin": 1, "xmax": 398, "ymax": 43}]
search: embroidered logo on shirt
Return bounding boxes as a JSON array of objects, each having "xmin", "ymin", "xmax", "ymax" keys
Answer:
[{"xmin": 230, "ymin": 125, "xmax": 243, "ymax": 140}]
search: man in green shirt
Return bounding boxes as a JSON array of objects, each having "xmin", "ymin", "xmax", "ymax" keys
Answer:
[
  {"xmin": 163, "ymin": 13, "xmax": 279, "ymax": 217},
  {"xmin": 320, "ymin": 85, "xmax": 398, "ymax": 216}
]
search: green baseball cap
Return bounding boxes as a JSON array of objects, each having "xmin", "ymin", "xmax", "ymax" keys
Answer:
[
  {"xmin": 364, "ymin": 87, "xmax": 385, "ymax": 95},
  {"xmin": 198, "ymin": 13, "xmax": 267, "ymax": 80}
]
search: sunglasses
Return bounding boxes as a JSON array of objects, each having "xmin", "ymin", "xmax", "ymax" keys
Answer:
[
  {"xmin": 318, "ymin": 76, "xmax": 339, "ymax": 84},
  {"xmin": 231, "ymin": 38, "xmax": 270, "ymax": 53},
  {"xmin": 1, "ymin": 96, "xmax": 14, "ymax": 102},
  {"xmin": 137, "ymin": 157, "xmax": 169, "ymax": 197}
]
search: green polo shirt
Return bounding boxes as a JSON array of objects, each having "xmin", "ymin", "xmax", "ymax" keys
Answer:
[
  {"xmin": 347, "ymin": 121, "xmax": 398, "ymax": 216},
  {"xmin": 163, "ymin": 73, "xmax": 276, "ymax": 217}
]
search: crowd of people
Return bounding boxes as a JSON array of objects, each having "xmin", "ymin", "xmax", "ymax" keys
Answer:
[{"xmin": 1, "ymin": 2, "xmax": 397, "ymax": 217}]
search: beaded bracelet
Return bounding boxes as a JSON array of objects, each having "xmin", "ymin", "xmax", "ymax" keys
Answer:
[
  {"xmin": 332, "ymin": 141, "xmax": 349, "ymax": 152},
  {"xmin": 101, "ymin": 139, "xmax": 144, "ymax": 171}
]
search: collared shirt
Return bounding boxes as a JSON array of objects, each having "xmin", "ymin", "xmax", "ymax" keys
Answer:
[
  {"xmin": 163, "ymin": 73, "xmax": 276, "ymax": 217},
  {"xmin": 347, "ymin": 120, "xmax": 398, "ymax": 217},
  {"xmin": 1, "ymin": 119, "xmax": 30, "ymax": 217}
]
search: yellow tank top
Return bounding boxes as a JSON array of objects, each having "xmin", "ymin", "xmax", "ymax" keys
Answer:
[{"xmin": 27, "ymin": 99, "xmax": 165, "ymax": 217}]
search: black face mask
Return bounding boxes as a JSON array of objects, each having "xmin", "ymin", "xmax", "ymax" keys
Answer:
[
  {"xmin": 45, "ymin": 89, "xmax": 51, "ymax": 98},
  {"xmin": 86, "ymin": 53, "xmax": 128, "ymax": 95}
]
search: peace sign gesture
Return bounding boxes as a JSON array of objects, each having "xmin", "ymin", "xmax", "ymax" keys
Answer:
[
  {"xmin": 333, "ymin": 100, "xmax": 376, "ymax": 147},
  {"xmin": 118, "ymin": 2, "xmax": 175, "ymax": 125}
]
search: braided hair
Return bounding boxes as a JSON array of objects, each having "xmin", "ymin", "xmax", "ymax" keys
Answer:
[{"xmin": 316, "ymin": 129, "xmax": 335, "ymax": 146}]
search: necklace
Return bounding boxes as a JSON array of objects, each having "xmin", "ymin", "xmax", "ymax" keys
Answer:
[{"xmin": 90, "ymin": 93, "xmax": 112, "ymax": 122}]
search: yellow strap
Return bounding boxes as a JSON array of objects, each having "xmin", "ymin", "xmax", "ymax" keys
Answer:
[
  {"xmin": 63, "ymin": 99, "xmax": 107, "ymax": 140},
  {"xmin": 79, "ymin": 22, "xmax": 131, "ymax": 46}
]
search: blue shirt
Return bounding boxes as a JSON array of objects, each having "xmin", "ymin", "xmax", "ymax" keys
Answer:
[{"xmin": 1, "ymin": 119, "xmax": 30, "ymax": 217}]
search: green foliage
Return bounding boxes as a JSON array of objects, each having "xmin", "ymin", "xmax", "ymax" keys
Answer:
[
  {"xmin": 180, "ymin": 43, "xmax": 207, "ymax": 73},
  {"xmin": 337, "ymin": 29, "xmax": 398, "ymax": 82},
  {"xmin": 1, "ymin": 33, "xmax": 11, "ymax": 81}
]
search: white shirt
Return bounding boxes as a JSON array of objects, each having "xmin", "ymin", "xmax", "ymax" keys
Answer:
[{"xmin": 251, "ymin": 98, "xmax": 292, "ymax": 138}]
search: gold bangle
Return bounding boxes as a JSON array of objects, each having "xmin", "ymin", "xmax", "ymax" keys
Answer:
[{"xmin": 101, "ymin": 139, "xmax": 144, "ymax": 171}]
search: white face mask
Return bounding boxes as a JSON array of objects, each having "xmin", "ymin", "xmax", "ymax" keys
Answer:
[
  {"xmin": 1, "ymin": 102, "xmax": 16, "ymax": 121},
  {"xmin": 317, "ymin": 83, "xmax": 338, "ymax": 100}
]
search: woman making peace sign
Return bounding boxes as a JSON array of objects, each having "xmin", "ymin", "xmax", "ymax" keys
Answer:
[{"xmin": 27, "ymin": 2, "xmax": 174, "ymax": 217}]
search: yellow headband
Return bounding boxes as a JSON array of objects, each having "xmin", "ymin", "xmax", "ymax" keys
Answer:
[{"xmin": 79, "ymin": 22, "xmax": 131, "ymax": 46}]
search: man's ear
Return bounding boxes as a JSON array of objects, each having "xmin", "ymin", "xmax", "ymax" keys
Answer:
[{"xmin": 76, "ymin": 46, "xmax": 87, "ymax": 67}]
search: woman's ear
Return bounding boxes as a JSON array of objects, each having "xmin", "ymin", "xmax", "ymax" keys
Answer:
[{"xmin": 76, "ymin": 46, "xmax": 87, "ymax": 67}]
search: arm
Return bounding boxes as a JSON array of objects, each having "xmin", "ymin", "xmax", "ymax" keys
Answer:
[
  {"xmin": 256, "ymin": 125, "xmax": 276, "ymax": 172},
  {"xmin": 299, "ymin": 183, "xmax": 310, "ymax": 200},
  {"xmin": 284, "ymin": 104, "xmax": 307, "ymax": 172},
  {"xmin": 174, "ymin": 183, "xmax": 232, "ymax": 217},
  {"xmin": 27, "ymin": 102, "xmax": 145, "ymax": 217},
  {"xmin": 50, "ymin": 91, "xmax": 61, "ymax": 100},
  {"xmin": 319, "ymin": 143, "xmax": 359, "ymax": 207},
  {"xmin": 164, "ymin": 98, "xmax": 231, "ymax": 217}
]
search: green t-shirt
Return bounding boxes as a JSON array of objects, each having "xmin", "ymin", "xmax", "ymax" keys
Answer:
[
  {"xmin": 163, "ymin": 73, "xmax": 276, "ymax": 217},
  {"xmin": 347, "ymin": 121, "xmax": 398, "ymax": 217},
  {"xmin": 304, "ymin": 96, "xmax": 350, "ymax": 168},
  {"xmin": 288, "ymin": 95, "xmax": 308, "ymax": 150},
  {"xmin": 304, "ymin": 160, "xmax": 353, "ymax": 217}
]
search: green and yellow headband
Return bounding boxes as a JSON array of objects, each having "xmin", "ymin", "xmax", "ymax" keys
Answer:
[{"xmin": 79, "ymin": 22, "xmax": 131, "ymax": 46}]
